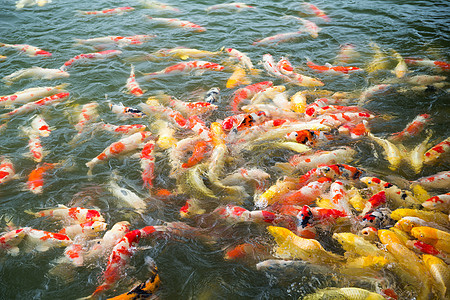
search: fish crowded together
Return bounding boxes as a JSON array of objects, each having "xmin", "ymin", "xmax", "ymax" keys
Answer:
[{"xmin": 0, "ymin": 0, "xmax": 449, "ymax": 299}]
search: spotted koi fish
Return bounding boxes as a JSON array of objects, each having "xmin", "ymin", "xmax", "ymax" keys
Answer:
[
  {"xmin": 230, "ymin": 81, "xmax": 273, "ymax": 112},
  {"xmin": 26, "ymin": 162, "xmax": 57, "ymax": 194},
  {"xmin": 0, "ymin": 42, "xmax": 51, "ymax": 57},
  {"xmin": 423, "ymin": 137, "xmax": 450, "ymax": 165},
  {"xmin": 1, "ymin": 92, "xmax": 69, "ymax": 119},
  {"xmin": 27, "ymin": 205, "xmax": 105, "ymax": 224},
  {"xmin": 0, "ymin": 228, "xmax": 28, "ymax": 256},
  {"xmin": 146, "ymin": 16, "xmax": 206, "ymax": 32},
  {"xmin": 140, "ymin": 141, "xmax": 156, "ymax": 189},
  {"xmin": 0, "ymin": 83, "xmax": 68, "ymax": 107},
  {"xmin": 389, "ymin": 113, "xmax": 431, "ymax": 142},
  {"xmin": 0, "ymin": 157, "xmax": 17, "ymax": 185},
  {"xmin": 144, "ymin": 60, "xmax": 224, "ymax": 78},
  {"xmin": 125, "ymin": 65, "xmax": 144, "ymax": 96},
  {"xmin": 60, "ymin": 50, "xmax": 122, "ymax": 71},
  {"xmin": 25, "ymin": 228, "xmax": 72, "ymax": 252},
  {"xmin": 109, "ymin": 102, "xmax": 146, "ymax": 118},
  {"xmin": 78, "ymin": 6, "xmax": 135, "ymax": 15}
]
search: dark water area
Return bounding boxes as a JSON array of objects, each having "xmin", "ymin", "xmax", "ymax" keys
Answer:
[{"xmin": 0, "ymin": 0, "xmax": 449, "ymax": 299}]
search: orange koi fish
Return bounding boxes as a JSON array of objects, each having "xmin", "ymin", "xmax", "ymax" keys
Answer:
[
  {"xmin": 181, "ymin": 140, "xmax": 210, "ymax": 168},
  {"xmin": 125, "ymin": 65, "xmax": 144, "ymax": 96},
  {"xmin": 0, "ymin": 42, "xmax": 51, "ymax": 57},
  {"xmin": 26, "ymin": 162, "xmax": 57, "ymax": 194},
  {"xmin": 389, "ymin": 113, "xmax": 431, "ymax": 142},
  {"xmin": 146, "ymin": 16, "xmax": 206, "ymax": 32},
  {"xmin": 140, "ymin": 141, "xmax": 156, "ymax": 189},
  {"xmin": 86, "ymin": 131, "xmax": 152, "ymax": 175},
  {"xmin": 306, "ymin": 60, "xmax": 362, "ymax": 75},
  {"xmin": 61, "ymin": 50, "xmax": 122, "ymax": 71},
  {"xmin": 144, "ymin": 60, "xmax": 223, "ymax": 78},
  {"xmin": 423, "ymin": 137, "xmax": 450, "ymax": 165},
  {"xmin": 0, "ymin": 83, "xmax": 67, "ymax": 107},
  {"xmin": 78, "ymin": 6, "xmax": 135, "ymax": 15},
  {"xmin": 302, "ymin": 2, "xmax": 331, "ymax": 22},
  {"xmin": 139, "ymin": 104, "xmax": 188, "ymax": 129},
  {"xmin": 230, "ymin": 81, "xmax": 273, "ymax": 112},
  {"xmin": 0, "ymin": 157, "xmax": 17, "ymax": 185}
]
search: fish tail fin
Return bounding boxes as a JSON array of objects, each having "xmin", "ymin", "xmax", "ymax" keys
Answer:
[{"xmin": 24, "ymin": 209, "xmax": 38, "ymax": 217}]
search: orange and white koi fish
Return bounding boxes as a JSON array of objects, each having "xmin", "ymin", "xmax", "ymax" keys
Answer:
[
  {"xmin": 213, "ymin": 204, "xmax": 278, "ymax": 225},
  {"xmin": 0, "ymin": 157, "xmax": 18, "ymax": 185},
  {"xmin": 281, "ymin": 16, "xmax": 321, "ymax": 38},
  {"xmin": 389, "ymin": 113, "xmax": 431, "ymax": 142},
  {"xmin": 404, "ymin": 58, "xmax": 450, "ymax": 72},
  {"xmin": 109, "ymin": 102, "xmax": 146, "ymax": 118},
  {"xmin": 1, "ymin": 92, "xmax": 69, "ymax": 119},
  {"xmin": 253, "ymin": 31, "xmax": 306, "ymax": 46},
  {"xmin": 317, "ymin": 164, "xmax": 363, "ymax": 181},
  {"xmin": 423, "ymin": 137, "xmax": 450, "ymax": 165},
  {"xmin": 224, "ymin": 48, "xmax": 254, "ymax": 70},
  {"xmin": 206, "ymin": 2, "xmax": 254, "ymax": 12},
  {"xmin": 230, "ymin": 81, "xmax": 273, "ymax": 112},
  {"xmin": 261, "ymin": 54, "xmax": 291, "ymax": 81},
  {"xmin": 140, "ymin": 141, "xmax": 156, "ymax": 189},
  {"xmin": 22, "ymin": 127, "xmax": 45, "ymax": 162},
  {"xmin": 139, "ymin": 0, "xmax": 180, "ymax": 12},
  {"xmin": 86, "ymin": 131, "xmax": 152, "ymax": 175},
  {"xmin": 302, "ymin": 2, "xmax": 330, "ymax": 22},
  {"xmin": 283, "ymin": 177, "xmax": 332, "ymax": 206},
  {"xmin": 74, "ymin": 102, "xmax": 99, "ymax": 134},
  {"xmin": 0, "ymin": 227, "xmax": 28, "ymax": 256},
  {"xmin": 222, "ymin": 111, "xmax": 267, "ymax": 132},
  {"xmin": 226, "ymin": 66, "xmax": 251, "ymax": 89},
  {"xmin": 59, "ymin": 221, "xmax": 107, "ymax": 239},
  {"xmin": 413, "ymin": 170, "xmax": 450, "ymax": 190},
  {"xmin": 421, "ymin": 193, "xmax": 450, "ymax": 213},
  {"xmin": 317, "ymin": 112, "xmax": 374, "ymax": 128},
  {"xmin": 60, "ymin": 50, "xmax": 122, "ymax": 71},
  {"xmin": 139, "ymin": 103, "xmax": 187, "ymax": 129},
  {"xmin": 78, "ymin": 6, "xmax": 135, "ymax": 15},
  {"xmin": 334, "ymin": 43, "xmax": 359, "ymax": 64},
  {"xmin": 144, "ymin": 60, "xmax": 224, "ymax": 79},
  {"xmin": 146, "ymin": 16, "xmax": 206, "ymax": 32},
  {"xmin": 306, "ymin": 60, "xmax": 362, "ymax": 75},
  {"xmin": 2, "ymin": 67, "xmax": 69, "ymax": 84},
  {"xmin": 99, "ymin": 123, "xmax": 146, "ymax": 135},
  {"xmin": 24, "ymin": 228, "xmax": 72, "ymax": 252},
  {"xmin": 0, "ymin": 83, "xmax": 68, "ymax": 107},
  {"xmin": 26, "ymin": 162, "xmax": 58, "ymax": 194},
  {"xmin": 169, "ymin": 98, "xmax": 217, "ymax": 117},
  {"xmin": 75, "ymin": 35, "xmax": 156, "ymax": 47},
  {"xmin": 28, "ymin": 205, "xmax": 105, "ymax": 224},
  {"xmin": 88, "ymin": 226, "xmax": 161, "ymax": 298},
  {"xmin": 329, "ymin": 180, "xmax": 353, "ymax": 214},
  {"xmin": 285, "ymin": 129, "xmax": 333, "ymax": 147},
  {"xmin": 0, "ymin": 42, "xmax": 51, "ymax": 57},
  {"xmin": 125, "ymin": 65, "xmax": 144, "ymax": 97}
]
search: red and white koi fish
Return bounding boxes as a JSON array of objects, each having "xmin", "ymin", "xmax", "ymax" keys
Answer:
[
  {"xmin": 25, "ymin": 228, "xmax": 72, "ymax": 252},
  {"xmin": 283, "ymin": 177, "xmax": 332, "ymax": 206},
  {"xmin": 181, "ymin": 140, "xmax": 210, "ymax": 168},
  {"xmin": 63, "ymin": 243, "xmax": 85, "ymax": 266},
  {"xmin": 404, "ymin": 58, "xmax": 450, "ymax": 72},
  {"xmin": 74, "ymin": 102, "xmax": 99, "ymax": 134},
  {"xmin": 230, "ymin": 81, "xmax": 273, "ymax": 112},
  {"xmin": 2, "ymin": 67, "xmax": 69, "ymax": 84},
  {"xmin": 389, "ymin": 113, "xmax": 431, "ymax": 142},
  {"xmin": 26, "ymin": 162, "xmax": 58, "ymax": 194},
  {"xmin": 222, "ymin": 111, "xmax": 267, "ymax": 132},
  {"xmin": 318, "ymin": 164, "xmax": 363, "ymax": 181},
  {"xmin": 89, "ymin": 226, "xmax": 160, "ymax": 298},
  {"xmin": 421, "ymin": 193, "xmax": 450, "ymax": 213},
  {"xmin": 0, "ymin": 157, "xmax": 18, "ymax": 185},
  {"xmin": 169, "ymin": 98, "xmax": 217, "ymax": 117},
  {"xmin": 262, "ymin": 54, "xmax": 292, "ymax": 80},
  {"xmin": 109, "ymin": 101, "xmax": 146, "ymax": 118},
  {"xmin": 139, "ymin": 0, "xmax": 180, "ymax": 12},
  {"xmin": 140, "ymin": 141, "xmax": 156, "ymax": 189},
  {"xmin": 281, "ymin": 16, "xmax": 320, "ymax": 38},
  {"xmin": 1, "ymin": 92, "xmax": 69, "ymax": 119},
  {"xmin": 306, "ymin": 60, "xmax": 362, "ymax": 75},
  {"xmin": 334, "ymin": 43, "xmax": 359, "ymax": 64},
  {"xmin": 139, "ymin": 103, "xmax": 187, "ymax": 129},
  {"xmin": 60, "ymin": 50, "xmax": 122, "ymax": 71},
  {"xmin": 143, "ymin": 60, "xmax": 223, "ymax": 78},
  {"xmin": 0, "ymin": 227, "xmax": 28, "ymax": 256},
  {"xmin": 22, "ymin": 127, "xmax": 45, "ymax": 162},
  {"xmin": 126, "ymin": 65, "xmax": 144, "ymax": 96},
  {"xmin": 213, "ymin": 204, "xmax": 277, "ymax": 224},
  {"xmin": 86, "ymin": 131, "xmax": 152, "ymax": 175},
  {"xmin": 0, "ymin": 83, "xmax": 68, "ymax": 107},
  {"xmin": 360, "ymin": 177, "xmax": 419, "ymax": 208},
  {"xmin": 329, "ymin": 180, "xmax": 353, "ymax": 215},
  {"xmin": 75, "ymin": 35, "xmax": 156, "ymax": 47},
  {"xmin": 338, "ymin": 122, "xmax": 369, "ymax": 139},
  {"xmin": 30, "ymin": 114, "xmax": 51, "ymax": 137},
  {"xmin": 0, "ymin": 42, "xmax": 51, "ymax": 57},
  {"xmin": 302, "ymin": 2, "xmax": 330, "ymax": 22},
  {"xmin": 405, "ymin": 75, "xmax": 447, "ymax": 85},
  {"xmin": 59, "ymin": 221, "xmax": 107, "ymax": 239},
  {"xmin": 285, "ymin": 129, "xmax": 334, "ymax": 147},
  {"xmin": 206, "ymin": 2, "xmax": 254, "ymax": 12},
  {"xmin": 78, "ymin": 6, "xmax": 135, "ymax": 15},
  {"xmin": 413, "ymin": 171, "xmax": 450, "ymax": 190},
  {"xmin": 224, "ymin": 48, "xmax": 254, "ymax": 70},
  {"xmin": 297, "ymin": 205, "xmax": 347, "ymax": 230},
  {"xmin": 358, "ymin": 84, "xmax": 392, "ymax": 105},
  {"xmin": 317, "ymin": 112, "xmax": 375, "ymax": 128},
  {"xmin": 361, "ymin": 191, "xmax": 386, "ymax": 215},
  {"xmin": 146, "ymin": 16, "xmax": 206, "ymax": 32},
  {"xmin": 187, "ymin": 115, "xmax": 211, "ymax": 141},
  {"xmin": 253, "ymin": 31, "xmax": 306, "ymax": 46},
  {"xmin": 100, "ymin": 123, "xmax": 146, "ymax": 135},
  {"xmin": 29, "ymin": 205, "xmax": 105, "ymax": 225},
  {"xmin": 423, "ymin": 137, "xmax": 450, "ymax": 165}
]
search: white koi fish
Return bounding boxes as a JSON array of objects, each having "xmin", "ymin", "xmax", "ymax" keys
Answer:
[
  {"xmin": 224, "ymin": 48, "xmax": 254, "ymax": 70},
  {"xmin": 0, "ymin": 42, "xmax": 51, "ymax": 57},
  {"xmin": 86, "ymin": 131, "xmax": 152, "ymax": 175},
  {"xmin": 2, "ymin": 67, "xmax": 69, "ymax": 84},
  {"xmin": 60, "ymin": 50, "xmax": 122, "ymax": 71},
  {"xmin": 413, "ymin": 171, "xmax": 450, "ymax": 190},
  {"xmin": 169, "ymin": 98, "xmax": 217, "ymax": 117},
  {"xmin": 15, "ymin": 0, "xmax": 51, "ymax": 10},
  {"xmin": 206, "ymin": 2, "xmax": 255, "ymax": 12},
  {"xmin": 139, "ymin": 0, "xmax": 180, "ymax": 12},
  {"xmin": 59, "ymin": 221, "xmax": 107, "ymax": 240},
  {"xmin": 125, "ymin": 65, "xmax": 144, "ymax": 96},
  {"xmin": 261, "ymin": 54, "xmax": 291, "ymax": 81},
  {"xmin": 358, "ymin": 84, "xmax": 392, "ymax": 105},
  {"xmin": 253, "ymin": 31, "xmax": 306, "ymax": 46},
  {"xmin": 0, "ymin": 83, "xmax": 68, "ymax": 107},
  {"xmin": 75, "ymin": 35, "xmax": 156, "ymax": 47},
  {"xmin": 334, "ymin": 43, "xmax": 360, "ymax": 64},
  {"xmin": 281, "ymin": 16, "xmax": 321, "ymax": 38},
  {"xmin": 108, "ymin": 176, "xmax": 147, "ymax": 214},
  {"xmin": 30, "ymin": 114, "xmax": 51, "ymax": 137},
  {"xmin": 109, "ymin": 101, "xmax": 146, "ymax": 118},
  {"xmin": 147, "ymin": 16, "xmax": 206, "ymax": 32},
  {"xmin": 404, "ymin": 58, "xmax": 450, "ymax": 72},
  {"xmin": 0, "ymin": 157, "xmax": 18, "ymax": 185}
]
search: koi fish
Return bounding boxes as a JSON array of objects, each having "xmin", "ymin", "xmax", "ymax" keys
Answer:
[
  {"xmin": 422, "ymin": 255, "xmax": 450, "ymax": 299},
  {"xmin": 360, "ymin": 177, "xmax": 419, "ymax": 208},
  {"xmin": 60, "ymin": 50, "xmax": 122, "ymax": 71},
  {"xmin": 334, "ymin": 43, "xmax": 360, "ymax": 64},
  {"xmin": 2, "ymin": 67, "xmax": 69, "ymax": 84},
  {"xmin": 78, "ymin": 6, "xmax": 135, "ymax": 15},
  {"xmin": 367, "ymin": 132, "xmax": 402, "ymax": 170},
  {"xmin": 99, "ymin": 123, "xmax": 147, "ymax": 135},
  {"xmin": 404, "ymin": 58, "xmax": 450, "ymax": 72},
  {"xmin": 73, "ymin": 102, "xmax": 99, "ymax": 134},
  {"xmin": 302, "ymin": 2, "xmax": 331, "ymax": 22},
  {"xmin": 390, "ymin": 208, "xmax": 449, "ymax": 227},
  {"xmin": 86, "ymin": 131, "xmax": 152, "ymax": 175},
  {"xmin": 169, "ymin": 98, "xmax": 217, "ymax": 117},
  {"xmin": 224, "ymin": 48, "xmax": 254, "ymax": 70},
  {"xmin": 230, "ymin": 81, "xmax": 273, "ymax": 112},
  {"xmin": 16, "ymin": 0, "xmax": 51, "ymax": 9},
  {"xmin": 333, "ymin": 232, "xmax": 392, "ymax": 259},
  {"xmin": 413, "ymin": 170, "xmax": 450, "ymax": 190},
  {"xmin": 283, "ymin": 177, "xmax": 332, "ymax": 206},
  {"xmin": 390, "ymin": 49, "xmax": 409, "ymax": 78},
  {"xmin": 0, "ymin": 228, "xmax": 28, "ymax": 256},
  {"xmin": 0, "ymin": 83, "xmax": 68, "ymax": 107},
  {"xmin": 28, "ymin": 205, "xmax": 105, "ymax": 224},
  {"xmin": 24, "ymin": 228, "xmax": 72, "ymax": 252},
  {"xmin": 159, "ymin": 47, "xmax": 223, "ymax": 60},
  {"xmin": 394, "ymin": 216, "xmax": 448, "ymax": 234},
  {"xmin": 30, "ymin": 114, "xmax": 51, "ymax": 137},
  {"xmin": 139, "ymin": 103, "xmax": 187, "ymax": 129},
  {"xmin": 366, "ymin": 42, "xmax": 390, "ymax": 73},
  {"xmin": 226, "ymin": 66, "xmax": 251, "ymax": 88},
  {"xmin": 360, "ymin": 208, "xmax": 392, "ymax": 229},
  {"xmin": 421, "ymin": 193, "xmax": 450, "ymax": 213},
  {"xmin": 389, "ymin": 113, "xmax": 431, "ymax": 142},
  {"xmin": 213, "ymin": 204, "xmax": 277, "ymax": 225},
  {"xmin": 75, "ymin": 35, "xmax": 156, "ymax": 47},
  {"xmin": 358, "ymin": 83, "xmax": 392, "ymax": 105},
  {"xmin": 204, "ymin": 87, "xmax": 220, "ymax": 103},
  {"xmin": 253, "ymin": 31, "xmax": 306, "ymax": 46},
  {"xmin": 1, "ymin": 92, "xmax": 69, "ymax": 119},
  {"xmin": 146, "ymin": 16, "xmax": 206, "ymax": 32},
  {"xmin": 125, "ymin": 65, "xmax": 144, "ymax": 96},
  {"xmin": 22, "ymin": 127, "xmax": 45, "ymax": 162},
  {"xmin": 306, "ymin": 60, "xmax": 362, "ymax": 75},
  {"xmin": 410, "ymin": 226, "xmax": 450, "ymax": 253},
  {"xmin": 139, "ymin": 0, "xmax": 179, "ymax": 11},
  {"xmin": 261, "ymin": 54, "xmax": 293, "ymax": 80},
  {"xmin": 108, "ymin": 177, "xmax": 147, "ymax": 214},
  {"xmin": 409, "ymin": 134, "xmax": 431, "ymax": 174},
  {"xmin": 140, "ymin": 141, "xmax": 156, "ymax": 189},
  {"xmin": 423, "ymin": 137, "xmax": 450, "ymax": 165},
  {"xmin": 303, "ymin": 287, "xmax": 385, "ymax": 300},
  {"xmin": 282, "ymin": 16, "xmax": 321, "ymax": 38},
  {"xmin": 59, "ymin": 221, "xmax": 107, "ymax": 239},
  {"xmin": 285, "ymin": 129, "xmax": 334, "ymax": 147},
  {"xmin": 26, "ymin": 162, "xmax": 58, "ymax": 194},
  {"xmin": 404, "ymin": 74, "xmax": 447, "ymax": 85},
  {"xmin": 0, "ymin": 157, "xmax": 18, "ymax": 185},
  {"xmin": 0, "ymin": 42, "xmax": 51, "ymax": 57},
  {"xmin": 109, "ymin": 102, "xmax": 146, "ymax": 118},
  {"xmin": 181, "ymin": 140, "xmax": 210, "ymax": 168},
  {"xmin": 317, "ymin": 164, "xmax": 363, "ymax": 181},
  {"xmin": 143, "ymin": 60, "xmax": 224, "ymax": 78},
  {"xmin": 206, "ymin": 2, "xmax": 254, "ymax": 12}
]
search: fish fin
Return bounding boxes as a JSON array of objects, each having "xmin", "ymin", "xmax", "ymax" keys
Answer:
[
  {"xmin": 24, "ymin": 209, "xmax": 38, "ymax": 217},
  {"xmin": 35, "ymin": 244, "xmax": 50, "ymax": 252}
]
